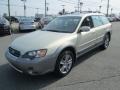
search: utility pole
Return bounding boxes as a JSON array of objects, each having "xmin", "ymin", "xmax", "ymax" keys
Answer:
[
  {"xmin": 80, "ymin": 2, "xmax": 83, "ymax": 13},
  {"xmin": 78, "ymin": 0, "xmax": 80, "ymax": 12},
  {"xmin": 74, "ymin": 7, "xmax": 77, "ymax": 12},
  {"xmin": 99, "ymin": 5, "xmax": 102, "ymax": 13},
  {"xmin": 99, "ymin": 0, "xmax": 103, "ymax": 13},
  {"xmin": 45, "ymin": 0, "xmax": 47, "ymax": 17},
  {"xmin": 36, "ymin": 8, "xmax": 39, "ymax": 14},
  {"xmin": 8, "ymin": 0, "xmax": 12, "ymax": 35},
  {"xmin": 111, "ymin": 8, "xmax": 113, "ymax": 15},
  {"xmin": 46, "ymin": 3, "xmax": 49, "ymax": 15},
  {"xmin": 45, "ymin": 0, "xmax": 49, "ymax": 17},
  {"xmin": 107, "ymin": 0, "xmax": 110, "ymax": 16},
  {"xmin": 61, "ymin": 5, "xmax": 65, "ymax": 14},
  {"xmin": 21, "ymin": 0, "xmax": 27, "ymax": 17}
]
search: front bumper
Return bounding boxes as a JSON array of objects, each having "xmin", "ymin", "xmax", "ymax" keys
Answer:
[
  {"xmin": 5, "ymin": 51, "xmax": 57, "ymax": 75},
  {"xmin": 0, "ymin": 29, "xmax": 10, "ymax": 35}
]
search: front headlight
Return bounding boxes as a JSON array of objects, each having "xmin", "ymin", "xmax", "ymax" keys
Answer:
[{"xmin": 22, "ymin": 49, "xmax": 47, "ymax": 59}]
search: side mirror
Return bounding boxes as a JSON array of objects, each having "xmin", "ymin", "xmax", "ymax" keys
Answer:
[{"xmin": 78, "ymin": 26, "xmax": 90, "ymax": 33}]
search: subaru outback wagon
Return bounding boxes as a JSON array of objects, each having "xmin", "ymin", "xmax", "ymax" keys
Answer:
[{"xmin": 5, "ymin": 13, "xmax": 112, "ymax": 77}]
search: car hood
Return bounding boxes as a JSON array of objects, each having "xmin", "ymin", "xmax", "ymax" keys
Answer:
[{"xmin": 10, "ymin": 30, "xmax": 71, "ymax": 54}]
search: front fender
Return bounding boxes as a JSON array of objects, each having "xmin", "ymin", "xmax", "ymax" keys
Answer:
[
  {"xmin": 46, "ymin": 34, "xmax": 77, "ymax": 57},
  {"xmin": 54, "ymin": 41, "xmax": 77, "ymax": 59}
]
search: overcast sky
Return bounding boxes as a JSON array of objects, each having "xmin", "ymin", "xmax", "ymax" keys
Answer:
[{"xmin": 0, "ymin": 0, "xmax": 120, "ymax": 16}]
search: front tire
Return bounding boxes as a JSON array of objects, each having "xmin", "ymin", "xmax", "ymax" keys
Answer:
[{"xmin": 54, "ymin": 50, "xmax": 75, "ymax": 77}]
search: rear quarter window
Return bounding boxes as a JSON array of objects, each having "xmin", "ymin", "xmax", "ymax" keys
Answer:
[{"xmin": 100, "ymin": 16, "xmax": 110, "ymax": 25}]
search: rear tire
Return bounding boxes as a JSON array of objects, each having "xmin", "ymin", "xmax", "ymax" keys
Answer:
[
  {"xmin": 54, "ymin": 50, "xmax": 75, "ymax": 77},
  {"xmin": 100, "ymin": 34, "xmax": 110, "ymax": 50}
]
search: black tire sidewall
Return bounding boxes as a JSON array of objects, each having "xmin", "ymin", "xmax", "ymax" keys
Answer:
[
  {"xmin": 100, "ymin": 34, "xmax": 110, "ymax": 50},
  {"xmin": 104, "ymin": 34, "xmax": 110, "ymax": 48},
  {"xmin": 55, "ymin": 50, "xmax": 75, "ymax": 77}
]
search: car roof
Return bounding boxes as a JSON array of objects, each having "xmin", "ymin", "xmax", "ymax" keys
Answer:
[{"xmin": 59, "ymin": 13, "xmax": 105, "ymax": 18}]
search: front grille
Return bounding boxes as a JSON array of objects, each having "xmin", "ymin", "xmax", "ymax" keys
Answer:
[
  {"xmin": 9, "ymin": 47, "xmax": 21, "ymax": 57},
  {"xmin": 0, "ymin": 24, "xmax": 4, "ymax": 29},
  {"xmin": 4, "ymin": 26, "xmax": 9, "ymax": 30}
]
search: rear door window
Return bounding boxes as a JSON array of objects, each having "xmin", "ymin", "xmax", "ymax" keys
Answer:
[{"xmin": 91, "ymin": 16, "xmax": 103, "ymax": 27}]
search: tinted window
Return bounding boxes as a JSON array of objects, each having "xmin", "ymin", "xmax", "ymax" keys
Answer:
[
  {"xmin": 100, "ymin": 16, "xmax": 110, "ymax": 24},
  {"xmin": 20, "ymin": 19, "xmax": 33, "ymax": 22},
  {"xmin": 19, "ymin": 17, "xmax": 34, "ymax": 22},
  {"xmin": 81, "ymin": 16, "xmax": 94, "ymax": 28},
  {"xmin": 42, "ymin": 16, "xmax": 81, "ymax": 33},
  {"xmin": 91, "ymin": 16, "xmax": 103, "ymax": 27}
]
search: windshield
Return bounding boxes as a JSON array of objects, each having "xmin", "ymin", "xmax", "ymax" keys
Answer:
[
  {"xmin": 0, "ymin": 17, "xmax": 6, "ymax": 24},
  {"xmin": 19, "ymin": 18, "xmax": 33, "ymax": 22},
  {"xmin": 42, "ymin": 16, "xmax": 81, "ymax": 33},
  {"xmin": 44, "ymin": 17, "xmax": 53, "ymax": 21}
]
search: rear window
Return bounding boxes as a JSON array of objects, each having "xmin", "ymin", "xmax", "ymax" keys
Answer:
[{"xmin": 100, "ymin": 16, "xmax": 110, "ymax": 24}]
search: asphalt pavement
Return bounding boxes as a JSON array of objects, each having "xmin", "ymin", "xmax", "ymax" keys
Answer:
[{"xmin": 0, "ymin": 22, "xmax": 120, "ymax": 90}]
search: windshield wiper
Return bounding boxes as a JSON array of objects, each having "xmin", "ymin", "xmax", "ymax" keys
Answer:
[
  {"xmin": 42, "ymin": 29, "xmax": 69, "ymax": 33},
  {"xmin": 46, "ymin": 30, "xmax": 60, "ymax": 32},
  {"xmin": 42, "ymin": 29, "xmax": 62, "ymax": 32}
]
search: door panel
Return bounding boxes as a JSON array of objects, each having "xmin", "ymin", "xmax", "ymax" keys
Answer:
[
  {"xmin": 76, "ymin": 16, "xmax": 96, "ymax": 53},
  {"xmin": 91, "ymin": 16, "xmax": 105, "ymax": 44},
  {"xmin": 93, "ymin": 26, "xmax": 105, "ymax": 44},
  {"xmin": 77, "ymin": 29, "xmax": 95, "ymax": 52}
]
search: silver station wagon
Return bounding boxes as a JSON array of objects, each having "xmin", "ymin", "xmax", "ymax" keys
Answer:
[{"xmin": 5, "ymin": 13, "xmax": 112, "ymax": 77}]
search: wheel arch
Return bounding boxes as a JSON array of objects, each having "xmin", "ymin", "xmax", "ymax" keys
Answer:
[
  {"xmin": 106, "ymin": 32, "xmax": 111, "ymax": 41},
  {"xmin": 57, "ymin": 46, "xmax": 77, "ymax": 63}
]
